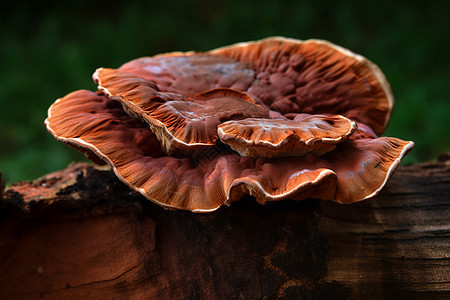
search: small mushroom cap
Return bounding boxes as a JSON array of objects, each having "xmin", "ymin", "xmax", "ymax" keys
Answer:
[
  {"xmin": 94, "ymin": 68, "xmax": 268, "ymax": 154},
  {"xmin": 45, "ymin": 90, "xmax": 413, "ymax": 211},
  {"xmin": 218, "ymin": 114, "xmax": 357, "ymax": 158},
  {"xmin": 121, "ymin": 37, "xmax": 393, "ymax": 135}
]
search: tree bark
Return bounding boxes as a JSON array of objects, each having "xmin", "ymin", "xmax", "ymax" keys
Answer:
[{"xmin": 1, "ymin": 155, "xmax": 449, "ymax": 299}]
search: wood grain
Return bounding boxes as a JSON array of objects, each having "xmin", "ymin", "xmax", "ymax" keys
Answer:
[{"xmin": 0, "ymin": 156, "xmax": 449, "ymax": 299}]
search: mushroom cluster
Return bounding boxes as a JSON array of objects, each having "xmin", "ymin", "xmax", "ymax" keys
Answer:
[{"xmin": 46, "ymin": 37, "xmax": 414, "ymax": 212}]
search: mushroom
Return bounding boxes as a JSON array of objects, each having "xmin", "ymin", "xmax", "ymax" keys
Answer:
[
  {"xmin": 45, "ymin": 37, "xmax": 414, "ymax": 212},
  {"xmin": 217, "ymin": 114, "xmax": 357, "ymax": 158}
]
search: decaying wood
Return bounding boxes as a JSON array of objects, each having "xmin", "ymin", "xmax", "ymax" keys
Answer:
[{"xmin": 0, "ymin": 155, "xmax": 449, "ymax": 299}]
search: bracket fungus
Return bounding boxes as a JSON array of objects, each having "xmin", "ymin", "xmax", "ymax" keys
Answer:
[{"xmin": 45, "ymin": 37, "xmax": 414, "ymax": 212}]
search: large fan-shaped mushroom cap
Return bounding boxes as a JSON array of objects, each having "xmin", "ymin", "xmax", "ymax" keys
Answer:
[
  {"xmin": 121, "ymin": 37, "xmax": 394, "ymax": 135},
  {"xmin": 46, "ymin": 90, "xmax": 413, "ymax": 211}
]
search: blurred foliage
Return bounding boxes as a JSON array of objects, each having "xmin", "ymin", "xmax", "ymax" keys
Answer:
[{"xmin": 0, "ymin": 0, "xmax": 449, "ymax": 184}]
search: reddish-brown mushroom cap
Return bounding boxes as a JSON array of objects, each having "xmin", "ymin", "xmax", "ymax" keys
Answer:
[
  {"xmin": 120, "ymin": 37, "xmax": 394, "ymax": 135},
  {"xmin": 218, "ymin": 114, "xmax": 357, "ymax": 158},
  {"xmin": 93, "ymin": 68, "xmax": 268, "ymax": 154},
  {"xmin": 45, "ymin": 37, "xmax": 414, "ymax": 212},
  {"xmin": 45, "ymin": 90, "xmax": 413, "ymax": 211}
]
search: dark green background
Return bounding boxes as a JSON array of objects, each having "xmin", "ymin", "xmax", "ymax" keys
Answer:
[{"xmin": 1, "ymin": 0, "xmax": 449, "ymax": 184}]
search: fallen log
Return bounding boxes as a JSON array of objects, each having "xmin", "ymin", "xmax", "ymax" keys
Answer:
[{"xmin": 1, "ymin": 155, "xmax": 449, "ymax": 299}]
